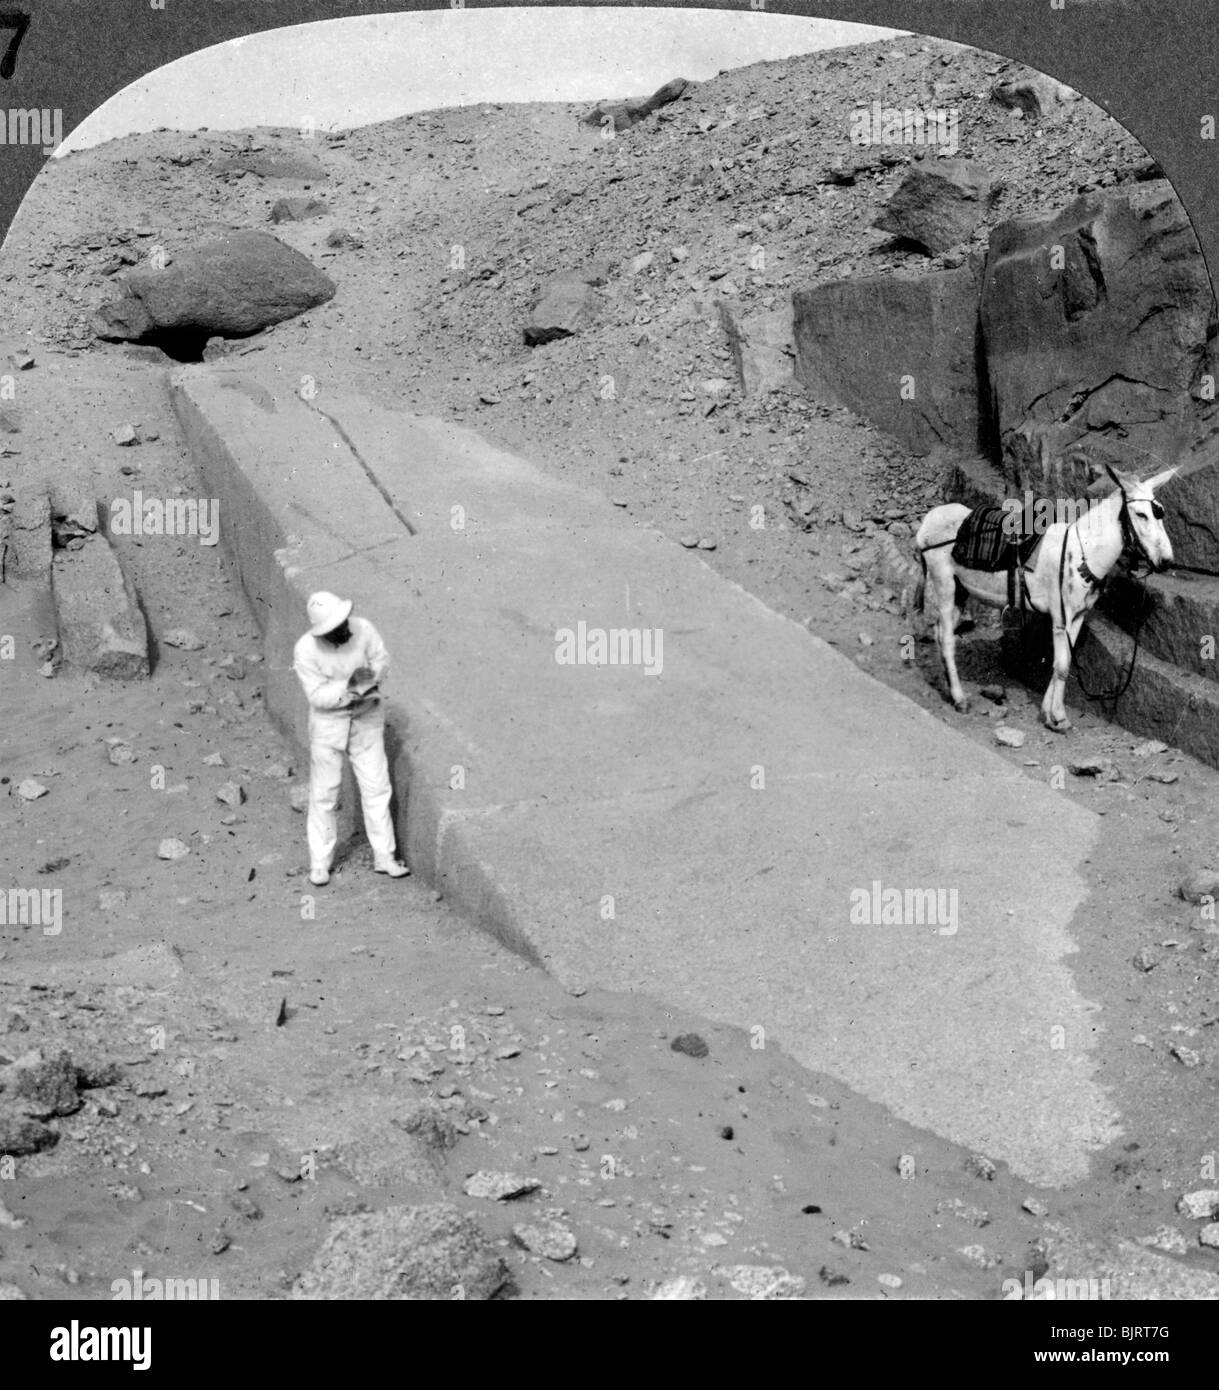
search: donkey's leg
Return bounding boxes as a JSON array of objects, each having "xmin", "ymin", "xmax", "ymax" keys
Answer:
[
  {"xmin": 929, "ymin": 555, "xmax": 969, "ymax": 711},
  {"xmin": 1041, "ymin": 622, "xmax": 1074, "ymax": 732},
  {"xmin": 1050, "ymin": 611, "xmax": 1087, "ymax": 730}
]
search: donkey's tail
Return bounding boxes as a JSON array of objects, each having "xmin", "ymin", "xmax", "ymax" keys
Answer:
[
  {"xmin": 875, "ymin": 530, "xmax": 926, "ymax": 614},
  {"xmin": 913, "ymin": 547, "xmax": 926, "ymax": 614}
]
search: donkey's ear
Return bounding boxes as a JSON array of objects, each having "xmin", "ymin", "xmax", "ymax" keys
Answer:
[{"xmin": 1141, "ymin": 466, "xmax": 1178, "ymax": 493}]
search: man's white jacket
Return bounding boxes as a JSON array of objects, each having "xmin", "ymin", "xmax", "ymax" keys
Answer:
[{"xmin": 293, "ymin": 617, "xmax": 391, "ymax": 739}]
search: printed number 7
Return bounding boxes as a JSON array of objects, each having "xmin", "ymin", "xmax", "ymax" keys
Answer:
[{"xmin": 0, "ymin": 11, "xmax": 30, "ymax": 81}]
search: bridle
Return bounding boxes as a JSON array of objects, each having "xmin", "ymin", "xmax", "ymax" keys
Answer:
[{"xmin": 1057, "ymin": 490, "xmax": 1158, "ymax": 705}]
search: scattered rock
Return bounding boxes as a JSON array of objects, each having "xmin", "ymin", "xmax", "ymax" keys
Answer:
[
  {"xmin": 719, "ymin": 1264, "xmax": 805, "ymax": 1299},
  {"xmin": 670, "ymin": 1032, "xmax": 709, "ymax": 1058},
  {"xmin": 216, "ymin": 781, "xmax": 246, "ymax": 808},
  {"xmin": 163, "ymin": 628, "xmax": 204, "ymax": 650},
  {"xmin": 1138, "ymin": 1226, "xmax": 1190, "ymax": 1256},
  {"xmin": 964, "ymin": 1152, "xmax": 996, "ymax": 1181},
  {"xmin": 512, "ymin": 1220, "xmax": 578, "ymax": 1262},
  {"xmin": 1178, "ymin": 870, "xmax": 1219, "ymax": 904},
  {"xmin": 935, "ymin": 1197, "xmax": 990, "ymax": 1228},
  {"xmin": 157, "ymin": 837, "xmax": 190, "ymax": 861},
  {"xmin": 957, "ymin": 1243, "xmax": 999, "ymax": 1269},
  {"xmin": 48, "ymin": 483, "xmax": 98, "ymax": 544},
  {"xmin": 5, "ymin": 1050, "xmax": 83, "ymax": 1119},
  {"xmin": 583, "ymin": 76, "xmax": 692, "ymax": 133},
  {"xmin": 832, "ymin": 1228, "xmax": 869, "ymax": 1250},
  {"xmin": 1170, "ymin": 1044, "xmax": 1203, "ymax": 1068},
  {"xmin": 461, "ymin": 1171, "xmax": 541, "ymax": 1201},
  {"xmin": 1132, "ymin": 947, "xmax": 1158, "ymax": 972},
  {"xmin": 994, "ymin": 726, "xmax": 1026, "ymax": 748},
  {"xmin": 16, "ymin": 779, "xmax": 48, "ymax": 801},
  {"xmin": 294, "ymin": 1203, "xmax": 510, "ymax": 1300},
  {"xmin": 269, "ymin": 197, "xmax": 328, "ymax": 223},
  {"xmin": 1177, "ymin": 1190, "xmax": 1219, "ymax": 1221},
  {"xmin": 393, "ymin": 1102, "xmax": 458, "ymax": 1152},
  {"xmin": 652, "ymin": 1275, "xmax": 707, "ymax": 1299},
  {"xmin": 1200, "ymin": 1224, "xmax": 1219, "ymax": 1249},
  {"xmin": 1132, "ymin": 739, "xmax": 1169, "ymax": 757},
  {"xmin": 990, "ymin": 70, "xmax": 1074, "ymax": 121},
  {"xmin": 0, "ymin": 1107, "xmax": 59, "ymax": 1155},
  {"xmin": 523, "ymin": 266, "xmax": 607, "ymax": 345},
  {"xmin": 1068, "ymin": 757, "xmax": 1109, "ymax": 777},
  {"xmin": 1022, "ymin": 1198, "xmax": 1049, "ymax": 1218},
  {"xmin": 873, "ymin": 160, "xmax": 993, "ymax": 255}
]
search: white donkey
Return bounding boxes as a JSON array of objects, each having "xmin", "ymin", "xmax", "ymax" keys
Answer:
[{"xmin": 914, "ymin": 464, "xmax": 1175, "ymax": 731}]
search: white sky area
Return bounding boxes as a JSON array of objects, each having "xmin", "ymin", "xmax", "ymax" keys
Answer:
[{"xmin": 61, "ymin": 8, "xmax": 906, "ymax": 154}]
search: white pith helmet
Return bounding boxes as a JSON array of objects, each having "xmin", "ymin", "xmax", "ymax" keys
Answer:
[{"xmin": 307, "ymin": 591, "xmax": 353, "ymax": 637}]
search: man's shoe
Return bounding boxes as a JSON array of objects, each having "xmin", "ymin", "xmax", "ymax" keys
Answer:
[
  {"xmin": 309, "ymin": 867, "xmax": 331, "ymax": 887},
  {"xmin": 373, "ymin": 858, "xmax": 410, "ymax": 878}
]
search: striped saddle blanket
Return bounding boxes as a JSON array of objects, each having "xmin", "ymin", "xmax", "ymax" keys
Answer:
[{"xmin": 951, "ymin": 505, "xmax": 1040, "ymax": 573}]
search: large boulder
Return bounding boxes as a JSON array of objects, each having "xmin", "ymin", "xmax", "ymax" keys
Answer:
[
  {"xmin": 792, "ymin": 259, "xmax": 983, "ymax": 456},
  {"xmin": 523, "ymin": 262, "xmax": 611, "ymax": 345},
  {"xmin": 980, "ymin": 182, "xmax": 1216, "ymax": 566},
  {"xmin": 583, "ymin": 77, "xmax": 691, "ymax": 133},
  {"xmin": 293, "ymin": 1203, "xmax": 510, "ymax": 1300},
  {"xmin": 94, "ymin": 231, "xmax": 336, "ymax": 347},
  {"xmin": 872, "ymin": 160, "xmax": 994, "ymax": 255},
  {"xmin": 717, "ymin": 300, "xmax": 796, "ymax": 396},
  {"xmin": 990, "ymin": 70, "xmax": 1076, "ymax": 122},
  {"xmin": 51, "ymin": 533, "xmax": 148, "ymax": 678}
]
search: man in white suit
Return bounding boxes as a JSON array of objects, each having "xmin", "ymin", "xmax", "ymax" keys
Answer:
[{"xmin": 293, "ymin": 591, "xmax": 410, "ymax": 887}]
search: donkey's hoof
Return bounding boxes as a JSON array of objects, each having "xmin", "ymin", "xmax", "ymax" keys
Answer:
[
  {"xmin": 1044, "ymin": 713, "xmax": 1071, "ymax": 733},
  {"xmin": 953, "ymin": 696, "xmax": 972, "ymax": 714}
]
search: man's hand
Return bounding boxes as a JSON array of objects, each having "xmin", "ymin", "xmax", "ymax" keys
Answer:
[{"xmin": 349, "ymin": 665, "xmax": 374, "ymax": 688}]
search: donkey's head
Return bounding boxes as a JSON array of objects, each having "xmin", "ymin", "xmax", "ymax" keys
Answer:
[{"xmin": 1106, "ymin": 464, "xmax": 1175, "ymax": 573}]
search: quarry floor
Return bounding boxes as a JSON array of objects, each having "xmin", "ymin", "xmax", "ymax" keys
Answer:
[{"xmin": 0, "ymin": 345, "xmax": 1218, "ymax": 1299}]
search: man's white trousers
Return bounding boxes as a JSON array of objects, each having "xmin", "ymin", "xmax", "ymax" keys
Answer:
[{"xmin": 306, "ymin": 705, "xmax": 395, "ymax": 872}]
